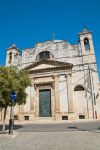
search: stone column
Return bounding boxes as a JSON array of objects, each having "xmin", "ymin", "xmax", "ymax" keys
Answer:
[
  {"xmin": 30, "ymin": 97, "xmax": 34, "ymax": 113},
  {"xmin": 30, "ymin": 94, "xmax": 35, "ymax": 121},
  {"xmin": 66, "ymin": 74, "xmax": 74, "ymax": 113},
  {"xmin": 18, "ymin": 105, "xmax": 24, "ymax": 121},
  {"xmin": 29, "ymin": 78, "xmax": 36, "ymax": 121},
  {"xmin": 30, "ymin": 78, "xmax": 35, "ymax": 113},
  {"xmin": 54, "ymin": 75, "xmax": 61, "ymax": 120},
  {"xmin": 34, "ymin": 84, "xmax": 38, "ymax": 117}
]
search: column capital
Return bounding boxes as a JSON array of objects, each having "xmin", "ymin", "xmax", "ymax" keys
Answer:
[
  {"xmin": 52, "ymin": 74, "xmax": 59, "ymax": 79},
  {"xmin": 65, "ymin": 73, "xmax": 72, "ymax": 78},
  {"xmin": 31, "ymin": 78, "xmax": 35, "ymax": 86}
]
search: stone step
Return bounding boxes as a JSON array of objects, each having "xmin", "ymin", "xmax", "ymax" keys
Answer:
[{"xmin": 35, "ymin": 117, "xmax": 54, "ymax": 120}]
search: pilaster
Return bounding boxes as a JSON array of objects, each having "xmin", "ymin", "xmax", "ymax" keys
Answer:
[
  {"xmin": 54, "ymin": 75, "xmax": 61, "ymax": 120},
  {"xmin": 66, "ymin": 74, "xmax": 74, "ymax": 113}
]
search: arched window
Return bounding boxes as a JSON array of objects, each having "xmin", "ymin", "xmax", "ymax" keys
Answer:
[
  {"xmin": 36, "ymin": 51, "xmax": 54, "ymax": 61},
  {"xmin": 74, "ymin": 85, "xmax": 85, "ymax": 91},
  {"xmin": 8, "ymin": 52, "xmax": 12, "ymax": 64},
  {"xmin": 39, "ymin": 51, "xmax": 50, "ymax": 60},
  {"xmin": 84, "ymin": 38, "xmax": 90, "ymax": 50}
]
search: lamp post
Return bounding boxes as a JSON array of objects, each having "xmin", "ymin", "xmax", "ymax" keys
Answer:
[{"xmin": 9, "ymin": 91, "xmax": 17, "ymax": 135}]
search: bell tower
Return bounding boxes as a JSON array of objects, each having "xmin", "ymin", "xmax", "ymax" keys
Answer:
[
  {"xmin": 6, "ymin": 44, "xmax": 21, "ymax": 67},
  {"xmin": 78, "ymin": 28, "xmax": 96, "ymax": 64},
  {"xmin": 78, "ymin": 28, "xmax": 99, "ymax": 97}
]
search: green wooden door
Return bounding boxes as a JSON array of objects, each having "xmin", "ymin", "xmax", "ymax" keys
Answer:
[{"xmin": 39, "ymin": 89, "xmax": 51, "ymax": 117}]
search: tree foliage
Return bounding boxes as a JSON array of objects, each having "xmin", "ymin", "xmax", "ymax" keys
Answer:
[
  {"xmin": 0, "ymin": 66, "xmax": 31, "ymax": 131},
  {"xmin": 0, "ymin": 66, "xmax": 31, "ymax": 107}
]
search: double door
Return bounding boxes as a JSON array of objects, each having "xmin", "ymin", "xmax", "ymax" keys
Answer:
[{"xmin": 39, "ymin": 89, "xmax": 51, "ymax": 117}]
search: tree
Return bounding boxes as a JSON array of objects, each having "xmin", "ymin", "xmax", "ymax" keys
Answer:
[{"xmin": 0, "ymin": 66, "xmax": 31, "ymax": 132}]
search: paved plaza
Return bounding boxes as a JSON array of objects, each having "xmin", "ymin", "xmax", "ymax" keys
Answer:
[{"xmin": 0, "ymin": 121, "xmax": 100, "ymax": 150}]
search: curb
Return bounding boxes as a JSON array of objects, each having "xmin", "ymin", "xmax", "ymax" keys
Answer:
[
  {"xmin": 0, "ymin": 130, "xmax": 19, "ymax": 138},
  {"xmin": 0, "ymin": 119, "xmax": 100, "ymax": 125}
]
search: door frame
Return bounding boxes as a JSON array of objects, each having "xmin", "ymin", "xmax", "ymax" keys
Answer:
[
  {"xmin": 39, "ymin": 89, "xmax": 51, "ymax": 117},
  {"xmin": 35, "ymin": 84, "xmax": 54, "ymax": 118}
]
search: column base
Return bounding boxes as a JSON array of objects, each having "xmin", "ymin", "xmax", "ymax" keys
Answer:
[
  {"xmin": 68, "ymin": 113, "xmax": 76, "ymax": 120},
  {"xmin": 18, "ymin": 113, "xmax": 35, "ymax": 121},
  {"xmin": 55, "ymin": 112, "xmax": 61, "ymax": 120}
]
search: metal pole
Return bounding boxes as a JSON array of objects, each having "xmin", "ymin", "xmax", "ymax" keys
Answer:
[
  {"xmin": 9, "ymin": 100, "xmax": 14, "ymax": 134},
  {"xmin": 11, "ymin": 100, "xmax": 14, "ymax": 134},
  {"xmin": 0, "ymin": 108, "xmax": 2, "ymax": 121},
  {"xmin": 89, "ymin": 67, "xmax": 95, "ymax": 119},
  {"xmin": 91, "ymin": 69, "xmax": 97, "ymax": 119}
]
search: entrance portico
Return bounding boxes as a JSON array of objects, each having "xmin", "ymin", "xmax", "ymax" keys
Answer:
[{"xmin": 19, "ymin": 59, "xmax": 74, "ymax": 121}]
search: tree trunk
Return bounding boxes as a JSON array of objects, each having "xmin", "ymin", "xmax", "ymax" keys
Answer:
[{"xmin": 2, "ymin": 107, "xmax": 7, "ymax": 132}]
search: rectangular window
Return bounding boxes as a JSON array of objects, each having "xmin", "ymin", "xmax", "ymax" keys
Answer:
[
  {"xmin": 24, "ymin": 116, "xmax": 29, "ymax": 120},
  {"xmin": 62, "ymin": 116, "xmax": 68, "ymax": 120},
  {"xmin": 14, "ymin": 115, "xmax": 18, "ymax": 120},
  {"xmin": 79, "ymin": 115, "xmax": 85, "ymax": 119}
]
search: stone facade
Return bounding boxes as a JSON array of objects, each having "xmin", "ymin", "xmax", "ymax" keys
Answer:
[{"xmin": 4, "ymin": 29, "xmax": 100, "ymax": 121}]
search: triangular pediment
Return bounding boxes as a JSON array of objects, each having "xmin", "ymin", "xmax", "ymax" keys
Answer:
[
  {"xmin": 30, "ymin": 64, "xmax": 57, "ymax": 71},
  {"xmin": 23, "ymin": 59, "xmax": 73, "ymax": 73}
]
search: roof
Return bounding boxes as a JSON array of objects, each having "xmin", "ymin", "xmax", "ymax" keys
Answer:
[{"xmin": 78, "ymin": 28, "xmax": 92, "ymax": 35}]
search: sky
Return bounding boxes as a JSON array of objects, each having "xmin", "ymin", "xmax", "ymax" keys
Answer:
[{"xmin": 0, "ymin": 0, "xmax": 100, "ymax": 77}]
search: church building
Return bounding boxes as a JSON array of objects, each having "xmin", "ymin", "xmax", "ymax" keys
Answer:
[{"xmin": 5, "ymin": 29, "xmax": 100, "ymax": 121}]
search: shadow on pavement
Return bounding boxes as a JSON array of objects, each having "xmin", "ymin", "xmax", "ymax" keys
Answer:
[
  {"xmin": 67, "ymin": 126, "xmax": 100, "ymax": 133},
  {"xmin": 0, "ymin": 124, "xmax": 23, "ymax": 132},
  {"xmin": 14, "ymin": 123, "xmax": 100, "ymax": 133},
  {"xmin": 1, "ymin": 122, "xmax": 100, "ymax": 133}
]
